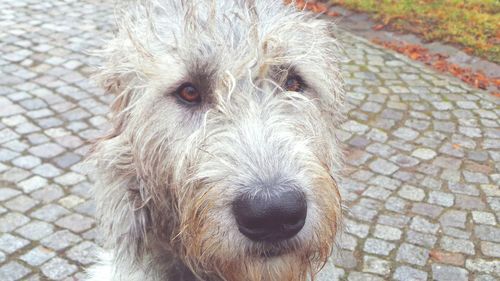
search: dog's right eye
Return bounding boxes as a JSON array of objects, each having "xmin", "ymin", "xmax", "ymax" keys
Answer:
[
  {"xmin": 284, "ymin": 75, "xmax": 305, "ymax": 92},
  {"xmin": 176, "ymin": 83, "xmax": 201, "ymax": 105}
]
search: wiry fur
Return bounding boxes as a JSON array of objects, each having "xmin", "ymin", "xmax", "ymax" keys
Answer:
[{"xmin": 87, "ymin": 0, "xmax": 344, "ymax": 280}]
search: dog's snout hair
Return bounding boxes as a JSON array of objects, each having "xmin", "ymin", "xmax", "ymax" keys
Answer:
[{"xmin": 87, "ymin": 1, "xmax": 345, "ymax": 281}]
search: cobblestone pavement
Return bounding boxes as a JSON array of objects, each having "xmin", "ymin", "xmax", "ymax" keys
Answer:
[{"xmin": 0, "ymin": 0, "xmax": 499, "ymax": 280}]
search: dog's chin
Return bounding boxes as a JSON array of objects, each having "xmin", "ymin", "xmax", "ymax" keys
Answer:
[
  {"xmin": 247, "ymin": 239, "xmax": 302, "ymax": 259},
  {"xmin": 194, "ymin": 241, "xmax": 314, "ymax": 281},
  {"xmin": 246, "ymin": 248, "xmax": 312, "ymax": 281},
  {"xmin": 260, "ymin": 247, "xmax": 291, "ymax": 258}
]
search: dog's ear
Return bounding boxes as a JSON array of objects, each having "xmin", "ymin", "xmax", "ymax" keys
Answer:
[
  {"xmin": 94, "ymin": 41, "xmax": 140, "ymax": 139},
  {"xmin": 97, "ymin": 50, "xmax": 136, "ymax": 111}
]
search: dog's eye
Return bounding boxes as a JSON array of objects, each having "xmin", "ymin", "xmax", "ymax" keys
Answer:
[
  {"xmin": 284, "ymin": 75, "xmax": 304, "ymax": 92},
  {"xmin": 176, "ymin": 83, "xmax": 201, "ymax": 104}
]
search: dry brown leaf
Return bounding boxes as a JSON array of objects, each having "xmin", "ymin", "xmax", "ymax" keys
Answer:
[{"xmin": 372, "ymin": 38, "xmax": 499, "ymax": 96}]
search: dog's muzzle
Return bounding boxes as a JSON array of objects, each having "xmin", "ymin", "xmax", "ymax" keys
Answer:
[{"xmin": 232, "ymin": 190, "xmax": 307, "ymax": 243}]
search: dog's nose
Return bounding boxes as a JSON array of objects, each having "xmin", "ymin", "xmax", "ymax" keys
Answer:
[{"xmin": 232, "ymin": 190, "xmax": 307, "ymax": 242}]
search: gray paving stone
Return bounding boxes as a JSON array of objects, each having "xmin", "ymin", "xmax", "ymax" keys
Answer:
[
  {"xmin": 54, "ymin": 172, "xmax": 86, "ymax": 186},
  {"xmin": 406, "ymin": 230, "xmax": 437, "ymax": 248},
  {"xmin": 0, "ymin": 261, "xmax": 31, "ymax": 281},
  {"xmin": 337, "ymin": 233, "xmax": 357, "ymax": 251},
  {"xmin": 393, "ymin": 127, "xmax": 419, "ymax": 141},
  {"xmin": 350, "ymin": 204, "xmax": 378, "ymax": 221},
  {"xmin": 364, "ymin": 238, "xmax": 396, "ymax": 256},
  {"xmin": 378, "ymin": 213, "xmax": 409, "ymax": 228},
  {"xmin": 463, "ymin": 170, "xmax": 489, "ymax": 184},
  {"xmin": 20, "ymin": 246, "xmax": 56, "ymax": 266},
  {"xmin": 31, "ymin": 185, "xmax": 65, "ymax": 203},
  {"xmin": 0, "ymin": 128, "xmax": 20, "ymax": 144},
  {"xmin": 455, "ymin": 194, "xmax": 487, "ymax": 210},
  {"xmin": 332, "ymin": 250, "xmax": 358, "ymax": 269},
  {"xmin": 31, "ymin": 204, "xmax": 70, "ymax": 222},
  {"xmin": 396, "ymin": 243, "xmax": 429, "ymax": 266},
  {"xmin": 0, "ymin": 234, "xmax": 29, "ymax": 254},
  {"xmin": 449, "ymin": 182, "xmax": 480, "ymax": 195},
  {"xmin": 472, "ymin": 211, "xmax": 496, "ymax": 225},
  {"xmin": 41, "ymin": 257, "xmax": 77, "ymax": 280},
  {"xmin": 398, "ymin": 185, "xmax": 425, "ymax": 201},
  {"xmin": 28, "ymin": 143, "xmax": 65, "ymax": 158},
  {"xmin": 411, "ymin": 148, "xmax": 437, "ymax": 160},
  {"xmin": 412, "ymin": 203, "xmax": 443, "ymax": 218},
  {"xmin": 428, "ymin": 191, "xmax": 454, "ymax": 207},
  {"xmin": 4, "ymin": 195, "xmax": 38, "ymax": 212},
  {"xmin": 18, "ymin": 176, "xmax": 48, "ymax": 193},
  {"xmin": 362, "ymin": 255, "xmax": 391, "ymax": 276},
  {"xmin": 55, "ymin": 213, "xmax": 94, "ymax": 233},
  {"xmin": 32, "ymin": 163, "xmax": 62, "ymax": 178},
  {"xmin": 480, "ymin": 242, "xmax": 500, "ymax": 258},
  {"xmin": 0, "ymin": 188, "xmax": 21, "ymax": 201},
  {"xmin": 369, "ymin": 175, "xmax": 401, "ymax": 190},
  {"xmin": 442, "ymin": 227, "xmax": 471, "ymax": 239},
  {"xmin": 342, "ymin": 120, "xmax": 369, "ymax": 134},
  {"xmin": 41, "ymin": 230, "xmax": 82, "ymax": 251},
  {"xmin": 0, "ymin": 166, "xmax": 30, "ymax": 183},
  {"xmin": 384, "ymin": 196, "xmax": 408, "ymax": 213},
  {"xmin": 390, "ymin": 153, "xmax": 420, "ymax": 167},
  {"xmin": 347, "ymin": 272, "xmax": 384, "ymax": 281},
  {"xmin": 11, "ymin": 155, "xmax": 41, "ymax": 169},
  {"xmin": 345, "ymin": 219, "xmax": 370, "ymax": 238},
  {"xmin": 373, "ymin": 224, "xmax": 402, "ymax": 241},
  {"xmin": 66, "ymin": 241, "xmax": 99, "ymax": 265},
  {"xmin": 362, "ymin": 186, "xmax": 392, "ymax": 200},
  {"xmin": 54, "ymin": 152, "xmax": 81, "ymax": 169},
  {"xmin": 393, "ymin": 265, "xmax": 427, "ymax": 281},
  {"xmin": 366, "ymin": 142, "xmax": 396, "ymax": 158},
  {"xmin": 0, "ymin": 212, "xmax": 30, "ymax": 232},
  {"xmin": 366, "ymin": 128, "xmax": 388, "ymax": 142},
  {"xmin": 440, "ymin": 210, "xmax": 467, "ymax": 228},
  {"xmin": 441, "ymin": 236, "xmax": 475, "ymax": 255},
  {"xmin": 432, "ymin": 264, "xmax": 468, "ymax": 281},
  {"xmin": 410, "ymin": 216, "xmax": 439, "ymax": 234},
  {"xmin": 465, "ymin": 258, "xmax": 500, "ymax": 275},
  {"xmin": 369, "ymin": 159, "xmax": 399, "ymax": 175},
  {"xmin": 474, "ymin": 275, "xmax": 497, "ymax": 281},
  {"xmin": 15, "ymin": 221, "xmax": 54, "ymax": 241},
  {"xmin": 58, "ymin": 195, "xmax": 85, "ymax": 209}
]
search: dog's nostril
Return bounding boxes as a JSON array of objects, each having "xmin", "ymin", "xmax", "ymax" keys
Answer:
[{"xmin": 232, "ymin": 190, "xmax": 307, "ymax": 242}]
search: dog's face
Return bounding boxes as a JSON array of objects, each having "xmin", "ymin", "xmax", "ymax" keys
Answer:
[{"xmin": 95, "ymin": 1, "xmax": 344, "ymax": 280}]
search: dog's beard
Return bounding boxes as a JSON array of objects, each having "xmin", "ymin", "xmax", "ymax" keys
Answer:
[
  {"xmin": 180, "ymin": 233, "xmax": 332, "ymax": 281},
  {"xmin": 206, "ymin": 252, "xmax": 314, "ymax": 281}
]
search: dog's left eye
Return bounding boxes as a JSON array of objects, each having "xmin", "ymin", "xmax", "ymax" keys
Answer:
[
  {"xmin": 284, "ymin": 75, "xmax": 304, "ymax": 92},
  {"xmin": 176, "ymin": 83, "xmax": 202, "ymax": 104}
]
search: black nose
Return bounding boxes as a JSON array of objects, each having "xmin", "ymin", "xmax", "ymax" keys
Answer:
[{"xmin": 232, "ymin": 190, "xmax": 307, "ymax": 242}]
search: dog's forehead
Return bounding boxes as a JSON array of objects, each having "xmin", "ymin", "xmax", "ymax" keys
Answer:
[
  {"xmin": 121, "ymin": 0, "xmax": 339, "ymax": 101},
  {"xmin": 153, "ymin": 0, "xmax": 316, "ymax": 55}
]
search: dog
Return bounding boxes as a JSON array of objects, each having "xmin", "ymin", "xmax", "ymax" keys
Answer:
[{"xmin": 87, "ymin": 0, "xmax": 344, "ymax": 280}]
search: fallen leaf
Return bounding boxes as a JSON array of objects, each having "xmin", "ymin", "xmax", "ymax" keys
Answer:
[{"xmin": 327, "ymin": 11, "xmax": 342, "ymax": 17}]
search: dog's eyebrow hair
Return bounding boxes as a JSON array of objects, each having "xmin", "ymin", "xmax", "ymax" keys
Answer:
[{"xmin": 176, "ymin": 60, "xmax": 218, "ymax": 103}]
